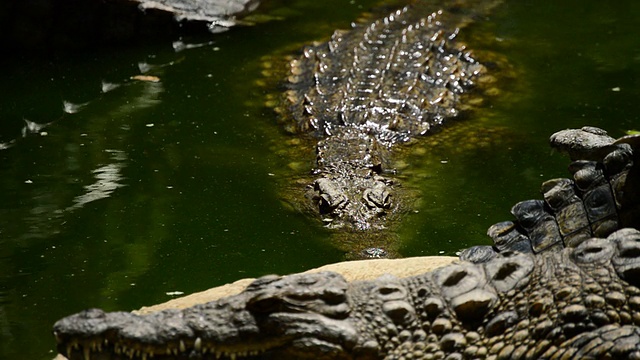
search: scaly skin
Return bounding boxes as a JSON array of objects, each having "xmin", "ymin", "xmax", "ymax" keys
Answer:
[
  {"xmin": 54, "ymin": 228, "xmax": 640, "ymax": 359},
  {"xmin": 267, "ymin": 0, "xmax": 506, "ymax": 241},
  {"xmin": 461, "ymin": 126, "xmax": 640, "ymax": 263}
]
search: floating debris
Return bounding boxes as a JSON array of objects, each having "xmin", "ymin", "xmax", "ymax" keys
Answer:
[{"xmin": 131, "ymin": 75, "xmax": 161, "ymax": 83}]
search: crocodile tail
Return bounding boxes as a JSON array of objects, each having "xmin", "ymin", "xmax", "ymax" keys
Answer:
[{"xmin": 461, "ymin": 127, "xmax": 640, "ymax": 262}]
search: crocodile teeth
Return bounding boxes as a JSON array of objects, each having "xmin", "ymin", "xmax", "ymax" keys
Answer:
[
  {"xmin": 66, "ymin": 341, "xmax": 78, "ymax": 358},
  {"xmin": 194, "ymin": 337, "xmax": 202, "ymax": 351}
]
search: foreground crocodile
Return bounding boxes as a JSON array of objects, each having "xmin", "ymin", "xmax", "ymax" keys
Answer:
[
  {"xmin": 53, "ymin": 127, "xmax": 640, "ymax": 358},
  {"xmin": 460, "ymin": 126, "xmax": 640, "ymax": 262},
  {"xmin": 54, "ymin": 228, "xmax": 640, "ymax": 359},
  {"xmin": 263, "ymin": 0, "xmax": 505, "ymax": 256}
]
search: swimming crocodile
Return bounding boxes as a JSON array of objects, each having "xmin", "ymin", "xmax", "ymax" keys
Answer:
[
  {"xmin": 460, "ymin": 126, "xmax": 640, "ymax": 263},
  {"xmin": 263, "ymin": 0, "xmax": 505, "ymax": 254},
  {"xmin": 53, "ymin": 227, "xmax": 640, "ymax": 359}
]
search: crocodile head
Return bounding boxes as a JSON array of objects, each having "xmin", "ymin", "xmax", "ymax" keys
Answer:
[
  {"xmin": 311, "ymin": 171, "xmax": 393, "ymax": 231},
  {"xmin": 307, "ymin": 126, "xmax": 399, "ymax": 231},
  {"xmin": 53, "ymin": 272, "xmax": 358, "ymax": 360}
]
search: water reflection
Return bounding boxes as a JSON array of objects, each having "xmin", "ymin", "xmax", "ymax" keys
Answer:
[
  {"xmin": 0, "ymin": 30, "xmax": 345, "ymax": 358},
  {"xmin": 0, "ymin": 118, "xmax": 56, "ymax": 150},
  {"xmin": 67, "ymin": 150, "xmax": 127, "ymax": 211},
  {"xmin": 8, "ymin": 72, "xmax": 165, "ymax": 242},
  {"xmin": 0, "ymin": 49, "xmax": 176, "ymax": 358},
  {"xmin": 64, "ymin": 76, "xmax": 164, "ymax": 211}
]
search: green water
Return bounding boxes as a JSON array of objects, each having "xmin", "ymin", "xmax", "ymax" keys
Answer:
[{"xmin": 0, "ymin": 0, "xmax": 639, "ymax": 358}]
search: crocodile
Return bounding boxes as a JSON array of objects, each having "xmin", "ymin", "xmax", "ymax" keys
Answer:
[
  {"xmin": 53, "ymin": 227, "xmax": 640, "ymax": 359},
  {"xmin": 460, "ymin": 126, "xmax": 640, "ymax": 263},
  {"xmin": 51, "ymin": 128, "xmax": 640, "ymax": 359},
  {"xmin": 262, "ymin": 0, "xmax": 505, "ymax": 254}
]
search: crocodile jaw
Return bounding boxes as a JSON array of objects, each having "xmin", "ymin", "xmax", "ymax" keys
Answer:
[
  {"xmin": 53, "ymin": 272, "xmax": 358, "ymax": 360},
  {"xmin": 54, "ymin": 312, "xmax": 356, "ymax": 359}
]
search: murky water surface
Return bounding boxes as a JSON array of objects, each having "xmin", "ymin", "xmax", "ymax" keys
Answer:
[{"xmin": 0, "ymin": 0, "xmax": 639, "ymax": 358}]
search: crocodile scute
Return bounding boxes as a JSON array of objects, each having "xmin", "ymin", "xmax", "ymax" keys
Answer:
[
  {"xmin": 281, "ymin": 5, "xmax": 485, "ymax": 143},
  {"xmin": 54, "ymin": 228, "xmax": 640, "ymax": 359},
  {"xmin": 460, "ymin": 126, "xmax": 640, "ymax": 263},
  {"xmin": 52, "ymin": 127, "xmax": 640, "ymax": 358}
]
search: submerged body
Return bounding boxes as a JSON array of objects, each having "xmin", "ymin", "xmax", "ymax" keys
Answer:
[{"xmin": 268, "ymin": 0, "xmax": 503, "ymax": 249}]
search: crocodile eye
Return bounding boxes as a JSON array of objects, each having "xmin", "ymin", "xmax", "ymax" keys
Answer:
[
  {"xmin": 247, "ymin": 297, "xmax": 282, "ymax": 314},
  {"xmin": 362, "ymin": 184, "xmax": 391, "ymax": 209},
  {"xmin": 319, "ymin": 193, "xmax": 332, "ymax": 207},
  {"xmin": 314, "ymin": 178, "xmax": 347, "ymax": 212}
]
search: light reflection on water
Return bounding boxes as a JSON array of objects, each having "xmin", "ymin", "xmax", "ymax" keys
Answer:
[
  {"xmin": 0, "ymin": 0, "xmax": 639, "ymax": 359},
  {"xmin": 4, "ymin": 73, "xmax": 167, "ymax": 243},
  {"xmin": 66, "ymin": 150, "xmax": 127, "ymax": 211}
]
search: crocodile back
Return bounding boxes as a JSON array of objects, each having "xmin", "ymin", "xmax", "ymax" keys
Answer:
[{"xmin": 282, "ymin": 0, "xmax": 502, "ymax": 146}]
